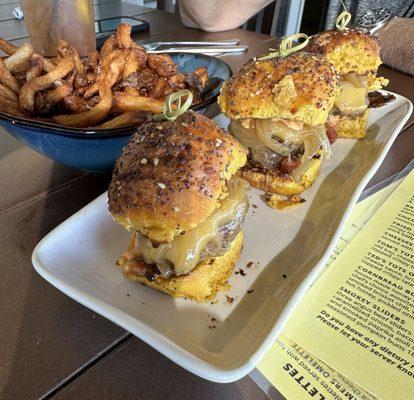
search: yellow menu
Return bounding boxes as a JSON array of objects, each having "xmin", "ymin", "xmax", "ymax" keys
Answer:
[
  {"xmin": 258, "ymin": 334, "xmax": 377, "ymax": 400},
  {"xmin": 257, "ymin": 170, "xmax": 414, "ymax": 400}
]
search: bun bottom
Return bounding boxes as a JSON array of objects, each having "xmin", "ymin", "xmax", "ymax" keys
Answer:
[
  {"xmin": 118, "ymin": 231, "xmax": 243, "ymax": 303},
  {"xmin": 336, "ymin": 110, "xmax": 368, "ymax": 139},
  {"xmin": 238, "ymin": 156, "xmax": 322, "ymax": 196}
]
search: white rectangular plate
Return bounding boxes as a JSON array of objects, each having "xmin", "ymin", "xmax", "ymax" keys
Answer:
[{"xmin": 32, "ymin": 92, "xmax": 412, "ymax": 382}]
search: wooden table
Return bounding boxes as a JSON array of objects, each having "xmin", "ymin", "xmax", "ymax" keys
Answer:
[{"xmin": 0, "ymin": 2, "xmax": 413, "ymax": 399}]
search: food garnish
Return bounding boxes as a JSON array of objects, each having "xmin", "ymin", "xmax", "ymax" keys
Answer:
[
  {"xmin": 153, "ymin": 89, "xmax": 193, "ymax": 121},
  {"xmin": 258, "ymin": 33, "xmax": 309, "ymax": 61}
]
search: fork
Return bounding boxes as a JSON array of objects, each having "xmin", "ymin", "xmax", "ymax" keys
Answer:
[{"xmin": 142, "ymin": 39, "xmax": 248, "ymax": 54}]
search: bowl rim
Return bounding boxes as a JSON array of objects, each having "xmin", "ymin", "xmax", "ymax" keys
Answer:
[{"xmin": 0, "ymin": 53, "xmax": 232, "ymax": 139}]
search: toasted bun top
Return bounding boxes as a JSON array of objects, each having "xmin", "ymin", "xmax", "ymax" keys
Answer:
[
  {"xmin": 308, "ymin": 29, "xmax": 382, "ymax": 76},
  {"xmin": 108, "ymin": 111, "xmax": 246, "ymax": 243},
  {"xmin": 218, "ymin": 51, "xmax": 338, "ymax": 126}
]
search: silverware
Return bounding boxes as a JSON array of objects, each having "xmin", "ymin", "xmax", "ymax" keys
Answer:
[
  {"xmin": 356, "ymin": 8, "xmax": 393, "ymax": 35},
  {"xmin": 148, "ymin": 45, "xmax": 247, "ymax": 54},
  {"xmin": 142, "ymin": 39, "xmax": 241, "ymax": 51}
]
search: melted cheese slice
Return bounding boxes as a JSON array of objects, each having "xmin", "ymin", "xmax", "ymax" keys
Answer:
[
  {"xmin": 136, "ymin": 177, "xmax": 249, "ymax": 276},
  {"xmin": 335, "ymin": 73, "xmax": 368, "ymax": 116}
]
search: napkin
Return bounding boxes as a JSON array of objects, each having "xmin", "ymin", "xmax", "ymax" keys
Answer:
[{"xmin": 378, "ymin": 17, "xmax": 414, "ymax": 76}]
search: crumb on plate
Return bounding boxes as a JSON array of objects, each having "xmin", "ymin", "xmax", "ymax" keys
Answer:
[{"xmin": 265, "ymin": 193, "xmax": 305, "ymax": 210}]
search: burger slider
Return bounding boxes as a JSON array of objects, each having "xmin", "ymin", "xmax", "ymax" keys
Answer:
[
  {"xmin": 108, "ymin": 93, "xmax": 248, "ymax": 302},
  {"xmin": 308, "ymin": 11, "xmax": 388, "ymax": 139},
  {"xmin": 218, "ymin": 35, "xmax": 338, "ymax": 196}
]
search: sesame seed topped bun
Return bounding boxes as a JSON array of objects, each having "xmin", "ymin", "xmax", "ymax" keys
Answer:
[
  {"xmin": 308, "ymin": 29, "xmax": 388, "ymax": 139},
  {"xmin": 308, "ymin": 29, "xmax": 382, "ymax": 80},
  {"xmin": 108, "ymin": 111, "xmax": 246, "ymax": 243},
  {"xmin": 218, "ymin": 51, "xmax": 338, "ymax": 126}
]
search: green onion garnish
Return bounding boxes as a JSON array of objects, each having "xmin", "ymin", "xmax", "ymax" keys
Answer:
[
  {"xmin": 154, "ymin": 89, "xmax": 193, "ymax": 121},
  {"xmin": 258, "ymin": 33, "xmax": 309, "ymax": 61},
  {"xmin": 279, "ymin": 33, "xmax": 309, "ymax": 57},
  {"xmin": 336, "ymin": 10, "xmax": 351, "ymax": 30}
]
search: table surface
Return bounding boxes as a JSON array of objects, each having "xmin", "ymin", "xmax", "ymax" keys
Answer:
[{"xmin": 0, "ymin": 2, "xmax": 413, "ymax": 399}]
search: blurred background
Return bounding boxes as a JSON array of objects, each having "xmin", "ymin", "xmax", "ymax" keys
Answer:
[{"xmin": 124, "ymin": 0, "xmax": 414, "ymax": 36}]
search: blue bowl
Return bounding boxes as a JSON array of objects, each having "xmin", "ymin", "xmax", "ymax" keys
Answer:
[{"xmin": 0, "ymin": 53, "xmax": 231, "ymax": 173}]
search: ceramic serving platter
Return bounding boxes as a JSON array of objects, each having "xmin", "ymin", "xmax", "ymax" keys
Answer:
[{"xmin": 32, "ymin": 92, "xmax": 412, "ymax": 382}]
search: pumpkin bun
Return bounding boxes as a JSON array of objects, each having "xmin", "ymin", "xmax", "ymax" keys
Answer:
[
  {"xmin": 308, "ymin": 29, "xmax": 388, "ymax": 139},
  {"xmin": 219, "ymin": 51, "xmax": 337, "ymax": 197},
  {"xmin": 109, "ymin": 111, "xmax": 246, "ymax": 244},
  {"xmin": 218, "ymin": 51, "xmax": 338, "ymax": 126},
  {"xmin": 108, "ymin": 111, "xmax": 249, "ymax": 302}
]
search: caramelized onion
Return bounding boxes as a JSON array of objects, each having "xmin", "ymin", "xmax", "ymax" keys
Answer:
[
  {"xmin": 291, "ymin": 157, "xmax": 313, "ymax": 182},
  {"xmin": 229, "ymin": 119, "xmax": 283, "ymax": 169},
  {"xmin": 230, "ymin": 120, "xmax": 284, "ymax": 169},
  {"xmin": 255, "ymin": 120, "xmax": 300, "ymax": 156},
  {"xmin": 256, "ymin": 119, "xmax": 304, "ymax": 157},
  {"xmin": 229, "ymin": 119, "xmax": 263, "ymax": 150},
  {"xmin": 302, "ymin": 125, "xmax": 330, "ymax": 163},
  {"xmin": 230, "ymin": 119, "xmax": 303, "ymax": 156},
  {"xmin": 230, "ymin": 118, "xmax": 330, "ymax": 182},
  {"xmin": 291, "ymin": 126, "xmax": 330, "ymax": 182},
  {"xmin": 256, "ymin": 119, "xmax": 303, "ymax": 145},
  {"xmin": 312, "ymin": 125, "xmax": 331, "ymax": 160}
]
